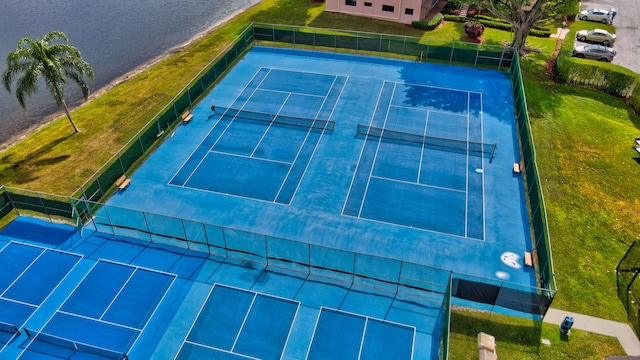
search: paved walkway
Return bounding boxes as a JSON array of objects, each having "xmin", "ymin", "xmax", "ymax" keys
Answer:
[
  {"xmin": 550, "ymin": 27, "xmax": 570, "ymax": 39},
  {"xmin": 544, "ymin": 308, "xmax": 640, "ymax": 356}
]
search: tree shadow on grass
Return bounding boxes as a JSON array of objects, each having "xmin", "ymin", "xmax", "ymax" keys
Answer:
[{"xmin": 0, "ymin": 133, "xmax": 73, "ymax": 185}]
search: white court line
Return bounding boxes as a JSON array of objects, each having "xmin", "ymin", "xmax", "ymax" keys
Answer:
[
  {"xmin": 479, "ymin": 92, "xmax": 487, "ymax": 241},
  {"xmin": 0, "ymin": 247, "xmax": 46, "ymax": 299},
  {"xmin": 304, "ymin": 306, "xmax": 326, "ymax": 360},
  {"xmin": 250, "ymin": 93, "xmax": 291, "ymax": 158},
  {"xmin": 218, "ymin": 282, "xmax": 301, "ymax": 306},
  {"xmin": 356, "ymin": 317, "xmax": 368, "ymax": 360},
  {"xmin": 95, "ymin": 259, "xmax": 179, "ymax": 327},
  {"xmin": 181, "ymin": 82, "xmax": 269, "ymax": 186},
  {"xmin": 258, "ymin": 67, "xmax": 342, "ymax": 97},
  {"xmin": 306, "ymin": 307, "xmax": 417, "ymax": 360},
  {"xmin": 284, "ymin": 75, "xmax": 347, "ymax": 205},
  {"xmin": 253, "ymin": 87, "xmax": 327, "ymax": 99},
  {"xmin": 370, "ymin": 175, "xmax": 466, "ymax": 193},
  {"xmin": 279, "ymin": 298, "xmax": 302, "ymax": 360},
  {"xmin": 465, "ymin": 91, "xmax": 471, "ymax": 238},
  {"xmin": 273, "ymin": 98, "xmax": 324, "ymax": 202},
  {"xmin": 167, "ymin": 66, "xmax": 270, "ymax": 186},
  {"xmin": 183, "ymin": 341, "xmax": 259, "ymax": 359},
  {"xmin": 342, "ymin": 80, "xmax": 389, "ymax": 215},
  {"xmin": 391, "ymin": 104, "xmax": 470, "ymax": 118},
  {"xmin": 210, "ymin": 150, "xmax": 293, "ymax": 166},
  {"xmin": 57, "ymin": 311, "xmax": 141, "ymax": 332},
  {"xmin": 340, "ymin": 211, "xmax": 485, "ymax": 241},
  {"xmin": 174, "ymin": 68, "xmax": 273, "ymax": 186},
  {"xmin": 172, "ymin": 284, "xmax": 216, "ymax": 360},
  {"xmin": 230, "ymin": 292, "xmax": 257, "ymax": 352},
  {"xmin": 325, "ymin": 76, "xmax": 348, "ymax": 122},
  {"xmin": 125, "ymin": 270, "xmax": 177, "ymax": 353},
  {"xmin": 0, "ymin": 296, "xmax": 38, "ymax": 309},
  {"xmin": 417, "ymin": 110, "xmax": 430, "ymax": 184},
  {"xmin": 357, "ymin": 83, "xmax": 397, "ymax": 218},
  {"xmin": 99, "ymin": 268, "xmax": 137, "ymax": 321},
  {"xmin": 399, "ymin": 80, "xmax": 483, "ymax": 96},
  {"xmin": 175, "ymin": 283, "xmax": 302, "ymax": 359}
]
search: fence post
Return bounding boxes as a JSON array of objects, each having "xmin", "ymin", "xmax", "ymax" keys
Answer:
[{"xmin": 449, "ymin": 42, "xmax": 455, "ymax": 64}]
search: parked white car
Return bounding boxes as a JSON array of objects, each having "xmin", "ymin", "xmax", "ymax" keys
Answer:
[{"xmin": 578, "ymin": 9, "xmax": 611, "ymax": 24}]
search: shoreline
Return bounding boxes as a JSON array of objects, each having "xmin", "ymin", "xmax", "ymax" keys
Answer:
[{"xmin": 0, "ymin": 5, "xmax": 253, "ymax": 152}]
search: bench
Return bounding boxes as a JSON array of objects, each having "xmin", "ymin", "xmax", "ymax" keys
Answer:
[
  {"xmin": 478, "ymin": 332, "xmax": 497, "ymax": 360},
  {"xmin": 115, "ymin": 175, "xmax": 131, "ymax": 190},
  {"xmin": 513, "ymin": 163, "xmax": 522, "ymax": 174},
  {"xmin": 181, "ymin": 111, "xmax": 193, "ymax": 123},
  {"xmin": 524, "ymin": 251, "xmax": 533, "ymax": 267}
]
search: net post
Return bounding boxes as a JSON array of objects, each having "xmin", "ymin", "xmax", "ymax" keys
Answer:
[{"xmin": 490, "ymin": 142, "xmax": 498, "ymax": 161}]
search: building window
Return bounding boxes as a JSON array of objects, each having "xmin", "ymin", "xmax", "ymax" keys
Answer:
[
  {"xmin": 345, "ymin": 0, "xmax": 356, "ymax": 6},
  {"xmin": 405, "ymin": 8, "xmax": 414, "ymax": 15},
  {"xmin": 382, "ymin": 5, "xmax": 395, "ymax": 12},
  {"xmin": 364, "ymin": 2, "xmax": 372, "ymax": 6}
]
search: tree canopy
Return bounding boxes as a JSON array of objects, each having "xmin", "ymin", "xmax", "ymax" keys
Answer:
[
  {"xmin": 477, "ymin": 0, "xmax": 579, "ymax": 55},
  {"xmin": 2, "ymin": 30, "xmax": 94, "ymax": 133}
]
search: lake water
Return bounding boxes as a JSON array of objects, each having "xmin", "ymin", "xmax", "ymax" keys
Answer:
[{"xmin": 0, "ymin": 0, "xmax": 260, "ymax": 147}]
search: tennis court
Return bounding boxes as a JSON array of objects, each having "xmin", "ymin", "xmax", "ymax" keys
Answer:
[
  {"xmin": 343, "ymin": 82, "xmax": 493, "ymax": 238},
  {"xmin": 170, "ymin": 69, "xmax": 343, "ymax": 204},
  {"xmin": 107, "ymin": 46, "xmax": 531, "ymax": 285},
  {"xmin": 176, "ymin": 284, "xmax": 299, "ymax": 360},
  {"xmin": 85, "ymin": 46, "xmax": 534, "ymax": 358},
  {"xmin": 307, "ymin": 307, "xmax": 415, "ymax": 360},
  {"xmin": 0, "ymin": 242, "xmax": 82, "ymax": 353},
  {"xmin": 18, "ymin": 259, "xmax": 176, "ymax": 359}
]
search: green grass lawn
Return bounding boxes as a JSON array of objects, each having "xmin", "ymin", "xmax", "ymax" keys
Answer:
[
  {"xmin": 449, "ymin": 308, "xmax": 625, "ymax": 359},
  {"xmin": 1, "ymin": 1, "xmax": 638, "ymax": 358}
]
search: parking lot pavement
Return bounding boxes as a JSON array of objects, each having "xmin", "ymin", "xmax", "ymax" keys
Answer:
[{"xmin": 581, "ymin": 0, "xmax": 640, "ymax": 73}]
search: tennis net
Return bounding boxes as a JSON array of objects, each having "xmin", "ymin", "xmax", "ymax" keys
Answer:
[
  {"xmin": 217, "ymin": 107, "xmax": 335, "ymax": 131},
  {"xmin": 356, "ymin": 124, "xmax": 497, "ymax": 156},
  {"xmin": 24, "ymin": 329, "xmax": 128, "ymax": 360},
  {"xmin": 0, "ymin": 321, "xmax": 19, "ymax": 336}
]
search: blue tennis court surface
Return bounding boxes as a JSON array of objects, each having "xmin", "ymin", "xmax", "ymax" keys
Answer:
[
  {"xmin": 107, "ymin": 46, "xmax": 533, "ymax": 286},
  {"xmin": 307, "ymin": 308, "xmax": 414, "ymax": 360},
  {"xmin": 0, "ymin": 242, "xmax": 81, "ymax": 352},
  {"xmin": 177, "ymin": 284, "xmax": 299, "ymax": 360},
  {"xmin": 0, "ymin": 217, "xmax": 444, "ymax": 359},
  {"xmin": 170, "ymin": 68, "xmax": 343, "ymax": 204},
  {"xmin": 18, "ymin": 259, "xmax": 176, "ymax": 359},
  {"xmin": 1, "ymin": 46, "xmax": 536, "ymax": 359}
]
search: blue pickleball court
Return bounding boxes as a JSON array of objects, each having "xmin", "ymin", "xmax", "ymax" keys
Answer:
[
  {"xmin": 176, "ymin": 284, "xmax": 299, "ymax": 360},
  {"xmin": 18, "ymin": 259, "xmax": 176, "ymax": 359},
  {"xmin": 0, "ymin": 242, "xmax": 82, "ymax": 352},
  {"xmin": 307, "ymin": 307, "xmax": 415, "ymax": 360}
]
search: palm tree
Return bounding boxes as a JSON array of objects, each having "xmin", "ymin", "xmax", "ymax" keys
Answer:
[{"xmin": 2, "ymin": 30, "xmax": 94, "ymax": 133}]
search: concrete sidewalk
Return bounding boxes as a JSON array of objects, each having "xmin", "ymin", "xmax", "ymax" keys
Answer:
[{"xmin": 544, "ymin": 308, "xmax": 640, "ymax": 356}]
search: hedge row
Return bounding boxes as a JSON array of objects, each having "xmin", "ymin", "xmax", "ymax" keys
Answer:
[
  {"xmin": 555, "ymin": 28, "xmax": 640, "ymax": 111},
  {"xmin": 412, "ymin": 13, "xmax": 444, "ymax": 31},
  {"xmin": 474, "ymin": 14, "xmax": 552, "ymax": 32},
  {"xmin": 443, "ymin": 15, "xmax": 552, "ymax": 37}
]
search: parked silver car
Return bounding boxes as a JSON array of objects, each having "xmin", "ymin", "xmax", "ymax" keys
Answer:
[
  {"xmin": 578, "ymin": 9, "xmax": 611, "ymax": 24},
  {"xmin": 572, "ymin": 44, "xmax": 616, "ymax": 62},
  {"xmin": 575, "ymin": 29, "xmax": 616, "ymax": 46}
]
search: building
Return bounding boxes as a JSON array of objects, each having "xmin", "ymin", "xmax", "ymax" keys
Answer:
[{"xmin": 325, "ymin": 0, "xmax": 441, "ymax": 24}]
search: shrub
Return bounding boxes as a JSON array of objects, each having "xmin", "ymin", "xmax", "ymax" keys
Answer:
[
  {"xmin": 464, "ymin": 21, "xmax": 485, "ymax": 38},
  {"xmin": 411, "ymin": 13, "xmax": 444, "ymax": 31},
  {"xmin": 444, "ymin": 0, "xmax": 462, "ymax": 12},
  {"xmin": 555, "ymin": 27, "xmax": 639, "ymax": 104}
]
